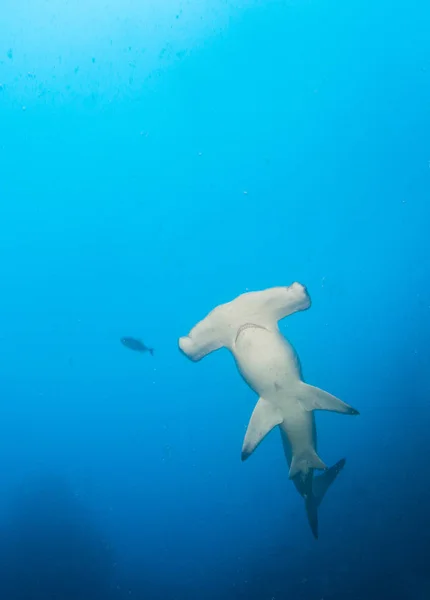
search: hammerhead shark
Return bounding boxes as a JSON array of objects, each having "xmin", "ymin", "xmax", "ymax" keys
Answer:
[{"xmin": 178, "ymin": 282, "xmax": 359, "ymax": 538}]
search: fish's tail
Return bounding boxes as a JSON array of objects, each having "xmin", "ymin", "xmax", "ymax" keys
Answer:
[
  {"xmin": 304, "ymin": 458, "xmax": 346, "ymax": 539},
  {"xmin": 149, "ymin": 348, "xmax": 155, "ymax": 356}
]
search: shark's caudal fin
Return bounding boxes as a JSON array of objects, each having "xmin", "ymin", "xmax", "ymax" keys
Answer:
[
  {"xmin": 298, "ymin": 383, "xmax": 359, "ymax": 416},
  {"xmin": 304, "ymin": 458, "xmax": 346, "ymax": 539},
  {"xmin": 280, "ymin": 429, "xmax": 346, "ymax": 539},
  {"xmin": 313, "ymin": 458, "xmax": 346, "ymax": 507}
]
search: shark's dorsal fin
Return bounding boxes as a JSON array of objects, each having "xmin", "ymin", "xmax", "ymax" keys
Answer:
[{"xmin": 241, "ymin": 397, "xmax": 283, "ymax": 461}]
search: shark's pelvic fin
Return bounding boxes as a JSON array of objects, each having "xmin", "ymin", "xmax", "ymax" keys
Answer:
[
  {"xmin": 304, "ymin": 458, "xmax": 347, "ymax": 540},
  {"xmin": 298, "ymin": 383, "xmax": 359, "ymax": 415},
  {"xmin": 288, "ymin": 449, "xmax": 327, "ymax": 479},
  {"xmin": 241, "ymin": 397, "xmax": 283, "ymax": 461}
]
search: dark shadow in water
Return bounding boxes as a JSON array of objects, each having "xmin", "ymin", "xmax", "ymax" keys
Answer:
[{"xmin": 0, "ymin": 475, "xmax": 116, "ymax": 600}]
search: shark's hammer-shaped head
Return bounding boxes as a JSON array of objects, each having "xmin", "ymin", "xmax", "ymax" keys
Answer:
[
  {"xmin": 278, "ymin": 282, "xmax": 311, "ymax": 314},
  {"xmin": 178, "ymin": 282, "xmax": 311, "ymax": 361}
]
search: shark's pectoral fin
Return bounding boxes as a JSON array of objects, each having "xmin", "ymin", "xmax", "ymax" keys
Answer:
[
  {"xmin": 241, "ymin": 398, "xmax": 283, "ymax": 461},
  {"xmin": 298, "ymin": 383, "xmax": 359, "ymax": 415}
]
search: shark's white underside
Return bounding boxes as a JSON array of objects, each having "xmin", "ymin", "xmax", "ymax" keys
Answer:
[
  {"xmin": 178, "ymin": 283, "xmax": 359, "ymax": 537},
  {"xmin": 179, "ymin": 282, "xmax": 358, "ymax": 475}
]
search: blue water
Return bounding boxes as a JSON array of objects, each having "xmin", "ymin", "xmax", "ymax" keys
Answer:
[{"xmin": 1, "ymin": 0, "xmax": 430, "ymax": 598}]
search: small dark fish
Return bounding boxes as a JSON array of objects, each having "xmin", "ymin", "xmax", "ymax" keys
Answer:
[{"xmin": 120, "ymin": 337, "xmax": 154, "ymax": 356}]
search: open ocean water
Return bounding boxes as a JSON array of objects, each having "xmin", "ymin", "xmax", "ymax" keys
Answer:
[{"xmin": 1, "ymin": 1, "xmax": 430, "ymax": 598}]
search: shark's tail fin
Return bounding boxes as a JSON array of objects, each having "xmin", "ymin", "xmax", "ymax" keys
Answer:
[{"xmin": 305, "ymin": 458, "xmax": 346, "ymax": 539}]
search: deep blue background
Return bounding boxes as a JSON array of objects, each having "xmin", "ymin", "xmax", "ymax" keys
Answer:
[{"xmin": 1, "ymin": 0, "xmax": 430, "ymax": 598}]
